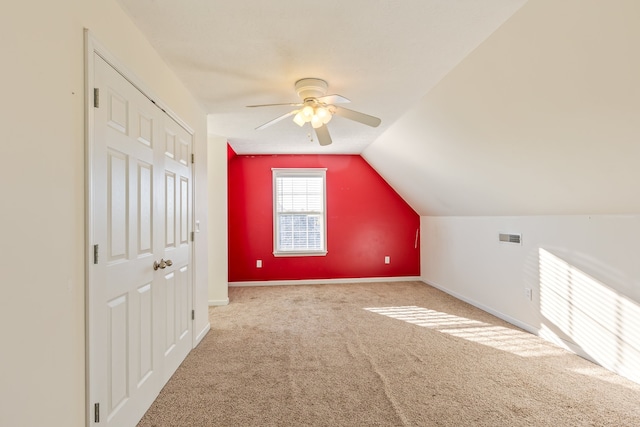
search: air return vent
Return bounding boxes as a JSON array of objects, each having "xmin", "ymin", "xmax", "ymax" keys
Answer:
[{"xmin": 499, "ymin": 233, "xmax": 522, "ymax": 245}]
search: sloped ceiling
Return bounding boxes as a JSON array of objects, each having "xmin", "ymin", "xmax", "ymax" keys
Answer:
[
  {"xmin": 116, "ymin": 0, "xmax": 526, "ymax": 154},
  {"xmin": 116, "ymin": 0, "xmax": 640, "ymax": 217},
  {"xmin": 363, "ymin": 0, "xmax": 640, "ymax": 216}
]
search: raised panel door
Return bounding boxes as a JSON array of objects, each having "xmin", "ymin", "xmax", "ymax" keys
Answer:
[{"xmin": 89, "ymin": 53, "xmax": 193, "ymax": 427}]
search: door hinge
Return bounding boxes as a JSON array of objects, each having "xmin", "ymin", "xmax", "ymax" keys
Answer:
[
  {"xmin": 191, "ymin": 153, "xmax": 195, "ymax": 164},
  {"xmin": 93, "ymin": 244, "xmax": 99, "ymax": 264},
  {"xmin": 191, "ymin": 309, "xmax": 195, "ymax": 320},
  {"xmin": 93, "ymin": 88, "xmax": 100, "ymax": 108},
  {"xmin": 190, "ymin": 231, "xmax": 195, "ymax": 242},
  {"xmin": 94, "ymin": 402, "xmax": 100, "ymax": 423}
]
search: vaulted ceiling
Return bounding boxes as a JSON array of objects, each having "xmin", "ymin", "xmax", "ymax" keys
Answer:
[
  {"xmin": 363, "ymin": 0, "xmax": 640, "ymax": 216},
  {"xmin": 116, "ymin": 0, "xmax": 527, "ymax": 154},
  {"xmin": 117, "ymin": 0, "xmax": 640, "ymax": 216}
]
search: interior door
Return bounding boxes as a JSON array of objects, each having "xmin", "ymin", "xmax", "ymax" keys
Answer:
[
  {"xmin": 158, "ymin": 108, "xmax": 194, "ymax": 382},
  {"xmin": 88, "ymin": 53, "xmax": 193, "ymax": 427}
]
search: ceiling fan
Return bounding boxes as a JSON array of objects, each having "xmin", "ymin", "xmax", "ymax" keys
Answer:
[{"xmin": 247, "ymin": 78, "xmax": 381, "ymax": 146}]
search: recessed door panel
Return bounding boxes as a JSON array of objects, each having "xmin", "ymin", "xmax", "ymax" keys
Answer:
[
  {"xmin": 165, "ymin": 172, "xmax": 176, "ymax": 248},
  {"xmin": 108, "ymin": 295, "xmax": 129, "ymax": 414},
  {"xmin": 164, "ymin": 272, "xmax": 176, "ymax": 354},
  {"xmin": 138, "ymin": 162, "xmax": 152, "ymax": 256},
  {"xmin": 137, "ymin": 283, "xmax": 153, "ymax": 387},
  {"xmin": 178, "ymin": 265, "xmax": 189, "ymax": 338},
  {"xmin": 165, "ymin": 131, "xmax": 176, "ymax": 159},
  {"xmin": 108, "ymin": 90, "xmax": 128, "ymax": 134},
  {"xmin": 137, "ymin": 113, "xmax": 153, "ymax": 148},
  {"xmin": 180, "ymin": 177, "xmax": 189, "ymax": 245},
  {"xmin": 179, "ymin": 139, "xmax": 189, "ymax": 166},
  {"xmin": 108, "ymin": 150, "xmax": 128, "ymax": 262}
]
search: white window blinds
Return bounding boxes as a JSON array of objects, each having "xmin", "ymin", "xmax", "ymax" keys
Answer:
[{"xmin": 273, "ymin": 169, "xmax": 327, "ymax": 255}]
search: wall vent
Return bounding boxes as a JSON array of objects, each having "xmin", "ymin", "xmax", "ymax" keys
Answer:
[{"xmin": 499, "ymin": 233, "xmax": 522, "ymax": 245}]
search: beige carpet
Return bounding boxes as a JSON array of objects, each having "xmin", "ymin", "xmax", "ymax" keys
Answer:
[{"xmin": 138, "ymin": 281, "xmax": 640, "ymax": 426}]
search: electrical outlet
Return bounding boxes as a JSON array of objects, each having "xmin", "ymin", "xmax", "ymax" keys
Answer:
[
  {"xmin": 256, "ymin": 260, "xmax": 262, "ymax": 268},
  {"xmin": 384, "ymin": 256, "xmax": 390, "ymax": 264},
  {"xmin": 524, "ymin": 288, "xmax": 532, "ymax": 301}
]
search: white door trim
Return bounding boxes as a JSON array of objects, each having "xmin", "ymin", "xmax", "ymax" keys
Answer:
[{"xmin": 84, "ymin": 29, "xmax": 196, "ymax": 427}]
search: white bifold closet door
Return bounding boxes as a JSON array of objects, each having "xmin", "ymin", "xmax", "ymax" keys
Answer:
[{"xmin": 89, "ymin": 53, "xmax": 193, "ymax": 427}]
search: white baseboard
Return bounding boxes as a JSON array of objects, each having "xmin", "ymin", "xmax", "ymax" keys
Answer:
[
  {"xmin": 208, "ymin": 298, "xmax": 229, "ymax": 306},
  {"xmin": 229, "ymin": 276, "xmax": 422, "ymax": 287},
  {"xmin": 194, "ymin": 322, "xmax": 210, "ymax": 346},
  {"xmin": 421, "ymin": 278, "xmax": 538, "ymax": 333},
  {"xmin": 536, "ymin": 324, "xmax": 595, "ymax": 360}
]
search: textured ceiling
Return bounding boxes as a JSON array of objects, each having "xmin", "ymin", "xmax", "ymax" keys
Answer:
[{"xmin": 116, "ymin": 0, "xmax": 527, "ymax": 154}]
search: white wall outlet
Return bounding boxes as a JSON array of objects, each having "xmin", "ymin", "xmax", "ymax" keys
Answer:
[
  {"xmin": 256, "ymin": 260, "xmax": 262, "ymax": 268},
  {"xmin": 524, "ymin": 287, "xmax": 532, "ymax": 301},
  {"xmin": 384, "ymin": 256, "xmax": 390, "ymax": 264}
]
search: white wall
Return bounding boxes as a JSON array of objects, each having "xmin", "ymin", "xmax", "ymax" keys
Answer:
[
  {"xmin": 0, "ymin": 1, "xmax": 221, "ymax": 426},
  {"xmin": 193, "ymin": 116, "xmax": 212, "ymax": 342},
  {"xmin": 422, "ymin": 215, "xmax": 640, "ymax": 383},
  {"xmin": 208, "ymin": 135, "xmax": 229, "ymax": 305}
]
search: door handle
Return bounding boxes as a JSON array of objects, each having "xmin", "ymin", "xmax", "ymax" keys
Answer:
[{"xmin": 153, "ymin": 258, "xmax": 173, "ymax": 270}]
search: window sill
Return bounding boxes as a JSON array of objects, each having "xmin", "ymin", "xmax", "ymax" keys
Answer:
[{"xmin": 273, "ymin": 250, "xmax": 328, "ymax": 257}]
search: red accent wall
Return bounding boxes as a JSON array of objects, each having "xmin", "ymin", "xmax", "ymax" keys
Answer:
[
  {"xmin": 227, "ymin": 143, "xmax": 237, "ymax": 162},
  {"xmin": 228, "ymin": 154, "xmax": 420, "ymax": 282}
]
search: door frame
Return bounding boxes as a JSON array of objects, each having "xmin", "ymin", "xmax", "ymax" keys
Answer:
[{"xmin": 84, "ymin": 29, "xmax": 196, "ymax": 426}]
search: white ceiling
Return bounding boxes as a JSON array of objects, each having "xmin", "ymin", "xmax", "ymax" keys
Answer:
[{"xmin": 116, "ymin": 0, "xmax": 527, "ymax": 154}]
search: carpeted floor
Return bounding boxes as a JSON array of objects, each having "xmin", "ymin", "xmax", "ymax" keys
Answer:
[{"xmin": 137, "ymin": 281, "xmax": 640, "ymax": 426}]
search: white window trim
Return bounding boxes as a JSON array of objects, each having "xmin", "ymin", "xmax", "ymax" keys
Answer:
[{"xmin": 272, "ymin": 168, "xmax": 328, "ymax": 257}]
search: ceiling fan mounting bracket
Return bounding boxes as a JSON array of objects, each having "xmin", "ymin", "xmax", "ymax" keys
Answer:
[{"xmin": 295, "ymin": 78, "xmax": 328, "ymax": 100}]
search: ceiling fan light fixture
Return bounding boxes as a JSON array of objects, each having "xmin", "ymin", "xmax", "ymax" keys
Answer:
[
  {"xmin": 316, "ymin": 106, "xmax": 332, "ymax": 124},
  {"xmin": 251, "ymin": 77, "xmax": 381, "ymax": 145},
  {"xmin": 311, "ymin": 115, "xmax": 324, "ymax": 129},
  {"xmin": 293, "ymin": 111, "xmax": 306, "ymax": 127},
  {"xmin": 301, "ymin": 105, "xmax": 314, "ymax": 122}
]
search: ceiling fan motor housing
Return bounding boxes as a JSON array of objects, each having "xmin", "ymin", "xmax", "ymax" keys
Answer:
[{"xmin": 295, "ymin": 78, "xmax": 328, "ymax": 100}]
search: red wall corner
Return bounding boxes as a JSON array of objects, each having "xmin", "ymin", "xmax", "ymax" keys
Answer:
[{"xmin": 227, "ymin": 142, "xmax": 237, "ymax": 162}]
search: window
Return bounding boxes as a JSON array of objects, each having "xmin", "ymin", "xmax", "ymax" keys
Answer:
[{"xmin": 273, "ymin": 168, "xmax": 327, "ymax": 256}]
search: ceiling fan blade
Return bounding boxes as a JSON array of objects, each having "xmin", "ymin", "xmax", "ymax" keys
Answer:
[
  {"xmin": 314, "ymin": 124, "xmax": 332, "ymax": 146},
  {"xmin": 316, "ymin": 94, "xmax": 350, "ymax": 104},
  {"xmin": 247, "ymin": 102, "xmax": 302, "ymax": 108},
  {"xmin": 332, "ymin": 106, "xmax": 381, "ymax": 127},
  {"xmin": 255, "ymin": 110, "xmax": 297, "ymax": 130}
]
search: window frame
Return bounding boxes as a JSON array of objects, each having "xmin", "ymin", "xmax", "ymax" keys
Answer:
[{"xmin": 272, "ymin": 168, "xmax": 328, "ymax": 257}]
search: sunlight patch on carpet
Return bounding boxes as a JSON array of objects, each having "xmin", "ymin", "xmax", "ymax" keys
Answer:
[{"xmin": 364, "ymin": 306, "xmax": 565, "ymax": 358}]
